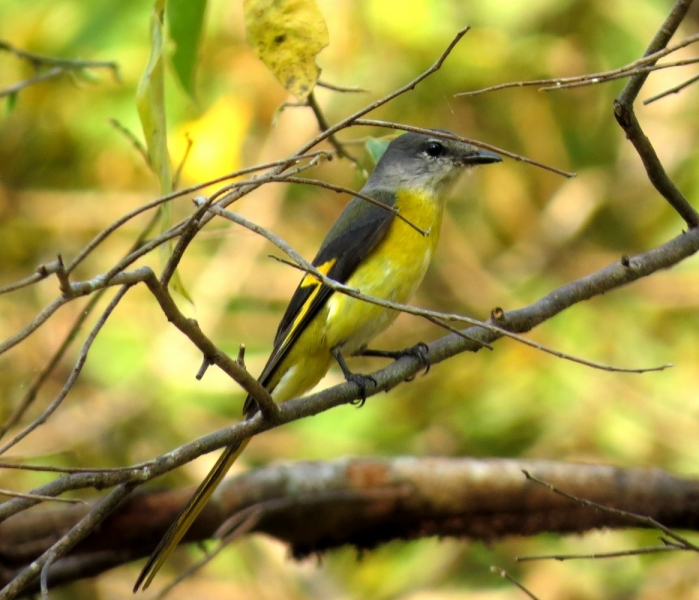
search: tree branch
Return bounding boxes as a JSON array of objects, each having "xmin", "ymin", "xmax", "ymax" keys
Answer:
[
  {"xmin": 614, "ymin": 0, "xmax": 699, "ymax": 228},
  {"xmin": 1, "ymin": 458, "xmax": 698, "ymax": 591}
]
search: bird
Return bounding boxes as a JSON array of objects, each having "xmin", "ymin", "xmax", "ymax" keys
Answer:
[{"xmin": 134, "ymin": 129, "xmax": 502, "ymax": 591}]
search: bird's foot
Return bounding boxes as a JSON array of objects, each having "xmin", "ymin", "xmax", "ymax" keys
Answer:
[
  {"xmin": 332, "ymin": 346, "xmax": 377, "ymax": 407},
  {"xmin": 359, "ymin": 342, "xmax": 430, "ymax": 380},
  {"xmin": 347, "ymin": 373, "xmax": 378, "ymax": 407},
  {"xmin": 400, "ymin": 342, "xmax": 430, "ymax": 379}
]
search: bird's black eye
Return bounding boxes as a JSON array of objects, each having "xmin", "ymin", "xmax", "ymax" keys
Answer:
[{"xmin": 424, "ymin": 141, "xmax": 444, "ymax": 158}]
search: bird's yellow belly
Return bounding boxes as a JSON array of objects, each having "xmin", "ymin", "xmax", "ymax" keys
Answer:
[
  {"xmin": 324, "ymin": 238, "xmax": 431, "ymax": 353},
  {"xmin": 325, "ymin": 191, "xmax": 442, "ymax": 354}
]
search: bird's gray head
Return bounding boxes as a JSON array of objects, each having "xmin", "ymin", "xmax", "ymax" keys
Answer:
[{"xmin": 364, "ymin": 129, "xmax": 502, "ymax": 196}]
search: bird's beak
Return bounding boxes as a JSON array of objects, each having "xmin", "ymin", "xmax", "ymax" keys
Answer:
[{"xmin": 463, "ymin": 149, "xmax": 502, "ymax": 165}]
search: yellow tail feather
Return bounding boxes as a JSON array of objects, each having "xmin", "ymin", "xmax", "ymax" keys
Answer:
[{"xmin": 134, "ymin": 438, "xmax": 251, "ymax": 592}]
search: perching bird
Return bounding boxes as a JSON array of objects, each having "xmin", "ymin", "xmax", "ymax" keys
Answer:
[{"xmin": 134, "ymin": 129, "xmax": 501, "ymax": 591}]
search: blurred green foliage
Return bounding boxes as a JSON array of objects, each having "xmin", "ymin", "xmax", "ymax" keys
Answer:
[
  {"xmin": 168, "ymin": 0, "xmax": 207, "ymax": 99},
  {"xmin": 1, "ymin": 0, "xmax": 699, "ymax": 598}
]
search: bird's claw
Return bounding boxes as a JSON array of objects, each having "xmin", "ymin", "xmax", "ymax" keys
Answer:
[
  {"xmin": 347, "ymin": 373, "xmax": 377, "ymax": 407},
  {"xmin": 412, "ymin": 342, "xmax": 431, "ymax": 373},
  {"xmin": 402, "ymin": 342, "xmax": 430, "ymax": 381}
]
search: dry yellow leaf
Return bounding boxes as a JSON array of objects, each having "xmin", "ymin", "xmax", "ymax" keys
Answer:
[{"xmin": 244, "ymin": 0, "xmax": 329, "ymax": 100}]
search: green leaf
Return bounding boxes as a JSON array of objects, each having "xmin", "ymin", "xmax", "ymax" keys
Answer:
[
  {"xmin": 244, "ymin": 0, "xmax": 329, "ymax": 100},
  {"xmin": 162, "ymin": 235, "xmax": 193, "ymax": 302},
  {"xmin": 136, "ymin": 0, "xmax": 172, "ymax": 193},
  {"xmin": 137, "ymin": 0, "xmax": 192, "ymax": 303},
  {"xmin": 5, "ymin": 91, "xmax": 18, "ymax": 115},
  {"xmin": 167, "ymin": 0, "xmax": 207, "ymax": 99},
  {"xmin": 365, "ymin": 137, "xmax": 390, "ymax": 166}
]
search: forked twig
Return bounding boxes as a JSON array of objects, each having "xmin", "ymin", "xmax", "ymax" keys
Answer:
[{"xmin": 523, "ymin": 470, "xmax": 699, "ymax": 553}]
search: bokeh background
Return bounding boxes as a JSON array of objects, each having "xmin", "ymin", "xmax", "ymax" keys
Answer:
[{"xmin": 2, "ymin": 0, "xmax": 699, "ymax": 598}]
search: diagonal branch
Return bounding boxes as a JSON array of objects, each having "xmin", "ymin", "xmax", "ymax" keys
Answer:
[
  {"xmin": 0, "ymin": 286, "xmax": 133, "ymax": 456},
  {"xmin": 613, "ymin": 0, "xmax": 699, "ymax": 228},
  {"xmin": 0, "ymin": 483, "xmax": 136, "ymax": 600},
  {"xmin": 616, "ymin": 0, "xmax": 695, "ymax": 106}
]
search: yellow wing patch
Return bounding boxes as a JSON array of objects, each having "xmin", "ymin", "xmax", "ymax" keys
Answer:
[{"xmin": 282, "ymin": 258, "xmax": 336, "ymax": 346}]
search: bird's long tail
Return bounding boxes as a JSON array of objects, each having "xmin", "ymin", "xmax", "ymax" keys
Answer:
[{"xmin": 133, "ymin": 437, "xmax": 251, "ymax": 592}]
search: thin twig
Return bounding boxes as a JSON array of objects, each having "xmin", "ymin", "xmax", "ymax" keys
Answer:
[
  {"xmin": 108, "ymin": 118, "xmax": 150, "ymax": 166},
  {"xmin": 55, "ymin": 253, "xmax": 72, "ymax": 298},
  {"xmin": 644, "ymin": 72, "xmax": 699, "ymax": 104},
  {"xmin": 196, "ymin": 356, "xmax": 213, "ymax": 380},
  {"xmin": 63, "ymin": 152, "xmax": 329, "ymax": 275},
  {"xmin": 284, "ymin": 176, "xmax": 428, "ymax": 235},
  {"xmin": 0, "ymin": 296, "xmax": 69, "ymax": 356},
  {"xmin": 307, "ymin": 90, "xmax": 357, "ymax": 162},
  {"xmin": 0, "ymin": 66, "xmax": 64, "ymax": 98},
  {"xmin": 137, "ymin": 266, "xmax": 278, "ymax": 416},
  {"xmin": 0, "ymin": 39, "xmax": 120, "ymax": 100},
  {"xmin": 291, "ymin": 25, "xmax": 474, "ymax": 159},
  {"xmin": 613, "ymin": 0, "xmax": 699, "ymax": 229},
  {"xmin": 0, "ymin": 40, "xmax": 119, "ymax": 74},
  {"xmin": 100, "ymin": 225, "xmax": 190, "ymax": 287},
  {"xmin": 0, "ymin": 482, "xmax": 134, "ymax": 600},
  {"xmin": 159, "ymin": 197, "xmax": 211, "ymax": 287},
  {"xmin": 541, "ymin": 58, "xmax": 699, "ymax": 91},
  {"xmin": 0, "ymin": 286, "xmax": 133, "ymax": 456},
  {"xmin": 9, "ymin": 263, "xmax": 267, "ymax": 417},
  {"xmin": 0, "ymin": 294, "xmax": 101, "ymax": 439},
  {"xmin": 1, "ymin": 207, "xmax": 163, "ymax": 439},
  {"xmin": 317, "ymin": 79, "xmax": 368, "ymax": 93},
  {"xmin": 426, "ymin": 315, "xmax": 493, "ymax": 350},
  {"xmin": 35, "ymin": 484, "xmax": 135, "ymax": 600},
  {"xmin": 151, "ymin": 509, "xmax": 262, "ymax": 598},
  {"xmin": 617, "ymin": 0, "xmax": 695, "ymax": 106},
  {"xmin": 204, "ymin": 153, "xmax": 327, "ymax": 206},
  {"xmin": 0, "ymin": 461, "xmax": 141, "ymax": 474},
  {"xmin": 516, "ymin": 545, "xmax": 684, "ymax": 562},
  {"xmin": 614, "ymin": 101, "xmax": 699, "ymax": 227},
  {"xmin": 353, "ymin": 119, "xmax": 575, "ymax": 178},
  {"xmin": 0, "ymin": 260, "xmax": 61, "ymax": 296},
  {"xmin": 236, "ymin": 344, "xmax": 246, "ymax": 368},
  {"xmin": 457, "ymin": 32, "xmax": 699, "ymax": 97},
  {"xmin": 523, "ymin": 471, "xmax": 699, "ymax": 553},
  {"xmin": 0, "ymin": 489, "xmax": 87, "ymax": 504},
  {"xmin": 490, "ymin": 567, "xmax": 540, "ymax": 600},
  {"xmin": 173, "ymin": 132, "xmax": 194, "ymax": 190}
]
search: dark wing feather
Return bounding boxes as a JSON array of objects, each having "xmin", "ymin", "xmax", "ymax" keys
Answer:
[{"xmin": 242, "ymin": 190, "xmax": 396, "ymax": 415}]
